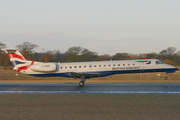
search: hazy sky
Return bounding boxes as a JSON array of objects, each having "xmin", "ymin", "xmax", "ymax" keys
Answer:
[{"xmin": 0, "ymin": 0, "xmax": 180, "ymax": 55}]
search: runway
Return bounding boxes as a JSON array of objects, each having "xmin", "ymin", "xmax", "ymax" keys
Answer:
[{"xmin": 0, "ymin": 83, "xmax": 180, "ymax": 94}]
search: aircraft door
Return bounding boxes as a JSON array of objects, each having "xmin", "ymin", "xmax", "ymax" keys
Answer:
[
  {"xmin": 140, "ymin": 63, "xmax": 144, "ymax": 73},
  {"xmin": 89, "ymin": 64, "xmax": 93, "ymax": 70}
]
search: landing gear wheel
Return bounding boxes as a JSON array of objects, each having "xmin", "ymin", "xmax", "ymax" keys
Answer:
[
  {"xmin": 165, "ymin": 76, "xmax": 168, "ymax": 80},
  {"xmin": 79, "ymin": 81, "xmax": 84, "ymax": 86}
]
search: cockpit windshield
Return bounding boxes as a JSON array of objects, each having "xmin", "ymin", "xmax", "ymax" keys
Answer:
[{"xmin": 156, "ymin": 61, "xmax": 163, "ymax": 64}]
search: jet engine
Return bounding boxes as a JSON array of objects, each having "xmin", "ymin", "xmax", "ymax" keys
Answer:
[{"xmin": 30, "ymin": 63, "xmax": 57, "ymax": 72}]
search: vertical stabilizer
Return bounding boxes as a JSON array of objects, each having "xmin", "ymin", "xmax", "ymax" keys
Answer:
[{"xmin": 1, "ymin": 49, "xmax": 27, "ymax": 67}]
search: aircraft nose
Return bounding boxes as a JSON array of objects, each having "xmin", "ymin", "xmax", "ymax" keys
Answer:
[
  {"xmin": 172, "ymin": 66, "xmax": 179, "ymax": 71},
  {"xmin": 176, "ymin": 67, "xmax": 179, "ymax": 71},
  {"xmin": 165, "ymin": 64, "xmax": 179, "ymax": 71}
]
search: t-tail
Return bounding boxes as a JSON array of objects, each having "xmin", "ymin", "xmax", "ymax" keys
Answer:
[{"xmin": 1, "ymin": 49, "xmax": 34, "ymax": 72}]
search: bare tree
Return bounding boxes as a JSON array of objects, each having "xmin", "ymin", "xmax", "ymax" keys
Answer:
[
  {"xmin": 16, "ymin": 42, "xmax": 38, "ymax": 54},
  {"xmin": 98, "ymin": 54, "xmax": 112, "ymax": 61},
  {"xmin": 53, "ymin": 50, "xmax": 66, "ymax": 62},
  {"xmin": 159, "ymin": 47, "xmax": 176, "ymax": 56},
  {"xmin": 81, "ymin": 49, "xmax": 98, "ymax": 61},
  {"xmin": 146, "ymin": 53, "xmax": 157, "ymax": 59},
  {"xmin": 65, "ymin": 46, "xmax": 82, "ymax": 55},
  {"xmin": 0, "ymin": 42, "xmax": 6, "ymax": 49},
  {"xmin": 166, "ymin": 47, "xmax": 176, "ymax": 55},
  {"xmin": 176, "ymin": 51, "xmax": 180, "ymax": 56},
  {"xmin": 65, "ymin": 46, "xmax": 83, "ymax": 62},
  {"xmin": 113, "ymin": 53, "xmax": 130, "ymax": 60},
  {"xmin": 159, "ymin": 49, "xmax": 168, "ymax": 55},
  {"xmin": 65, "ymin": 46, "xmax": 98, "ymax": 62},
  {"xmin": 0, "ymin": 42, "xmax": 6, "ymax": 54}
]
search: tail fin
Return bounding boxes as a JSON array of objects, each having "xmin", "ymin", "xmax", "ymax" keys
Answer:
[{"xmin": 1, "ymin": 48, "xmax": 27, "ymax": 67}]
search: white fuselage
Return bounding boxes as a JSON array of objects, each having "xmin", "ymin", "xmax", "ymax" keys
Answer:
[{"xmin": 20, "ymin": 59, "xmax": 178, "ymax": 78}]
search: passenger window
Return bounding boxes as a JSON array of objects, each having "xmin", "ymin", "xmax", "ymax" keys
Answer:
[
  {"xmin": 123, "ymin": 64, "xmax": 125, "ymax": 66},
  {"xmin": 113, "ymin": 64, "xmax": 115, "ymax": 66},
  {"xmin": 133, "ymin": 64, "xmax": 135, "ymax": 66},
  {"xmin": 94, "ymin": 65, "xmax": 96, "ymax": 67},
  {"xmin": 109, "ymin": 65, "xmax": 111, "ymax": 67},
  {"xmin": 79, "ymin": 66, "xmax": 81, "ymax": 68},
  {"xmin": 99, "ymin": 65, "xmax": 101, "ymax": 67},
  {"xmin": 60, "ymin": 67, "xmax": 63, "ymax": 69},
  {"xmin": 84, "ymin": 66, "xmax": 86, "ymax": 68},
  {"xmin": 104, "ymin": 65, "xmax": 106, "ymax": 67},
  {"xmin": 74, "ymin": 66, "xmax": 76, "ymax": 68},
  {"xmin": 65, "ymin": 67, "xmax": 67, "ymax": 69},
  {"xmin": 118, "ymin": 64, "xmax": 120, "ymax": 66},
  {"xmin": 128, "ymin": 64, "xmax": 130, "ymax": 66},
  {"xmin": 70, "ymin": 66, "xmax": 72, "ymax": 69}
]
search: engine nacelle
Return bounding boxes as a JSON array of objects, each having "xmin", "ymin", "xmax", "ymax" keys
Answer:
[{"xmin": 30, "ymin": 63, "xmax": 57, "ymax": 72}]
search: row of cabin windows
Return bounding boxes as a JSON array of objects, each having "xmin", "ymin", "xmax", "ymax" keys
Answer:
[{"xmin": 60, "ymin": 63, "xmax": 136, "ymax": 69}]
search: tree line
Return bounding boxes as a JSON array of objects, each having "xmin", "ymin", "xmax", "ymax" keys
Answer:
[{"xmin": 0, "ymin": 42, "xmax": 180, "ymax": 67}]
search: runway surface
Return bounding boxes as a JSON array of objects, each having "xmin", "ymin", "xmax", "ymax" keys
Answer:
[{"xmin": 0, "ymin": 83, "xmax": 180, "ymax": 94}]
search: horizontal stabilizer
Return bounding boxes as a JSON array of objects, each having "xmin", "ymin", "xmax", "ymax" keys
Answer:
[{"xmin": 1, "ymin": 49, "xmax": 17, "ymax": 54}]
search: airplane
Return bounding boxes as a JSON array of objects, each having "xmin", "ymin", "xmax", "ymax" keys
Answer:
[{"xmin": 1, "ymin": 48, "xmax": 179, "ymax": 86}]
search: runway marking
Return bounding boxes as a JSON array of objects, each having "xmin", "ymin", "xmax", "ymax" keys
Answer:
[{"xmin": 1, "ymin": 91, "xmax": 180, "ymax": 94}]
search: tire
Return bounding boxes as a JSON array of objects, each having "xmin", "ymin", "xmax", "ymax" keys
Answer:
[{"xmin": 79, "ymin": 81, "xmax": 84, "ymax": 86}]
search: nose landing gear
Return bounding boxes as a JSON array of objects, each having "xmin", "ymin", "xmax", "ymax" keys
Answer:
[
  {"xmin": 164, "ymin": 76, "xmax": 168, "ymax": 80},
  {"xmin": 164, "ymin": 73, "xmax": 168, "ymax": 80}
]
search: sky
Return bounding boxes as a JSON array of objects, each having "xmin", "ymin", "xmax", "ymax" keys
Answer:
[{"xmin": 0, "ymin": 0, "xmax": 180, "ymax": 55}]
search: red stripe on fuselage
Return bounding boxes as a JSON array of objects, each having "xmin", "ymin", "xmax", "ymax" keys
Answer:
[
  {"xmin": 136, "ymin": 61, "xmax": 150, "ymax": 62},
  {"xmin": 8, "ymin": 53, "xmax": 27, "ymax": 61},
  {"xmin": 17, "ymin": 61, "xmax": 34, "ymax": 72}
]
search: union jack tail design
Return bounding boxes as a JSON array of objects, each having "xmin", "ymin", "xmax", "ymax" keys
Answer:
[{"xmin": 1, "ymin": 49, "xmax": 34, "ymax": 72}]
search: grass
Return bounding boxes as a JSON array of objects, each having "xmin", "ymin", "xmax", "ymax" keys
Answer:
[{"xmin": 0, "ymin": 94, "xmax": 180, "ymax": 120}]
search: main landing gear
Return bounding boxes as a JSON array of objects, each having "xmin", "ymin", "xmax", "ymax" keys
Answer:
[
  {"xmin": 79, "ymin": 81, "xmax": 84, "ymax": 86},
  {"xmin": 79, "ymin": 75, "xmax": 86, "ymax": 86}
]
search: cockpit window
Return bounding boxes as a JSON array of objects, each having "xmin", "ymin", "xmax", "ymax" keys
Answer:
[{"xmin": 156, "ymin": 61, "xmax": 163, "ymax": 64}]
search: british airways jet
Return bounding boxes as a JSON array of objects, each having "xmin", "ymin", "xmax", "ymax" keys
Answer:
[{"xmin": 2, "ymin": 49, "xmax": 179, "ymax": 86}]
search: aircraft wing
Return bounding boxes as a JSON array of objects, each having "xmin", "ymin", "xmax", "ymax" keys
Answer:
[{"xmin": 68, "ymin": 72, "xmax": 100, "ymax": 79}]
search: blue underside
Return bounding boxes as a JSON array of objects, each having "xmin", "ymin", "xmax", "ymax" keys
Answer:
[{"xmin": 29, "ymin": 68, "xmax": 178, "ymax": 78}]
